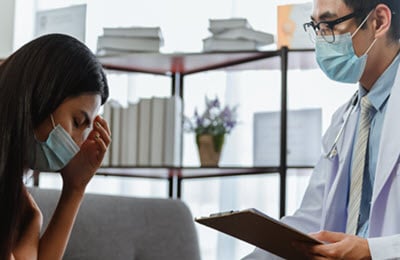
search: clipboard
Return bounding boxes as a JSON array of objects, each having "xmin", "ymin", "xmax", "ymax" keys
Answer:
[{"xmin": 195, "ymin": 208, "xmax": 322, "ymax": 259}]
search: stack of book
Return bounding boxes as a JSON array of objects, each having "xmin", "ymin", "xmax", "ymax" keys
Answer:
[
  {"xmin": 96, "ymin": 26, "xmax": 164, "ymax": 55},
  {"xmin": 203, "ymin": 18, "xmax": 274, "ymax": 52},
  {"xmin": 101, "ymin": 96, "xmax": 182, "ymax": 167}
]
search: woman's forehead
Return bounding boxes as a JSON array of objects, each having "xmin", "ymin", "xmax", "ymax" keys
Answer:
[{"xmin": 59, "ymin": 94, "xmax": 101, "ymax": 118}]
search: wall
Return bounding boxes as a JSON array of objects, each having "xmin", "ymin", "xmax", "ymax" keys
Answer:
[{"xmin": 0, "ymin": 0, "xmax": 16, "ymax": 58}]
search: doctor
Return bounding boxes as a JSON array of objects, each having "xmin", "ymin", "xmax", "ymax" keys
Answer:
[{"xmin": 243, "ymin": 0, "xmax": 400, "ymax": 259}]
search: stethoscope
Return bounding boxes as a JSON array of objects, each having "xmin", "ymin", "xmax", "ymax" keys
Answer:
[{"xmin": 325, "ymin": 90, "xmax": 359, "ymax": 159}]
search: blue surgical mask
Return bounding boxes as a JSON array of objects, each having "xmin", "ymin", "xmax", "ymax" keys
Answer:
[
  {"xmin": 315, "ymin": 12, "xmax": 377, "ymax": 83},
  {"xmin": 29, "ymin": 114, "xmax": 80, "ymax": 172}
]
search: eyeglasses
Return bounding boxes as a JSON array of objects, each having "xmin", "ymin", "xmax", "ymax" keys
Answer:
[{"xmin": 303, "ymin": 11, "xmax": 362, "ymax": 43}]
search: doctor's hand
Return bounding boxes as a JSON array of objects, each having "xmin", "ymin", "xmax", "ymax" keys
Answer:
[
  {"xmin": 305, "ymin": 231, "xmax": 371, "ymax": 260},
  {"xmin": 61, "ymin": 116, "xmax": 111, "ymax": 193}
]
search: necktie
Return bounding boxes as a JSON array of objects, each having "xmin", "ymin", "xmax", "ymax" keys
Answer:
[{"xmin": 346, "ymin": 96, "xmax": 374, "ymax": 235}]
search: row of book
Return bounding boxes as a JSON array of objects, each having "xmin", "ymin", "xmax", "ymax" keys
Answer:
[
  {"xmin": 96, "ymin": 26, "xmax": 164, "ymax": 54},
  {"xmin": 203, "ymin": 18, "xmax": 274, "ymax": 52},
  {"xmin": 102, "ymin": 96, "xmax": 182, "ymax": 167}
]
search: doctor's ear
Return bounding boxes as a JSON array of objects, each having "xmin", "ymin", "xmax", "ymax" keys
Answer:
[{"xmin": 372, "ymin": 4, "xmax": 392, "ymax": 39}]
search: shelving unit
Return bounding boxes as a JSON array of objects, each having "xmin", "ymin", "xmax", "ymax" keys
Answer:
[
  {"xmin": 96, "ymin": 166, "xmax": 279, "ymax": 198},
  {"xmin": 27, "ymin": 48, "xmax": 316, "ymax": 217},
  {"xmin": 98, "ymin": 48, "xmax": 316, "ymax": 217}
]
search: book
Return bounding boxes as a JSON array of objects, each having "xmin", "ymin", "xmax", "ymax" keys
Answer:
[
  {"xmin": 103, "ymin": 26, "xmax": 164, "ymax": 42},
  {"xmin": 209, "ymin": 18, "xmax": 252, "ymax": 34},
  {"xmin": 119, "ymin": 106, "xmax": 130, "ymax": 165},
  {"xmin": 203, "ymin": 37, "xmax": 258, "ymax": 52},
  {"xmin": 97, "ymin": 36, "xmax": 162, "ymax": 52},
  {"xmin": 214, "ymin": 27, "xmax": 274, "ymax": 45},
  {"xmin": 195, "ymin": 208, "xmax": 322, "ymax": 259},
  {"xmin": 137, "ymin": 98, "xmax": 152, "ymax": 166},
  {"xmin": 117, "ymin": 103, "xmax": 139, "ymax": 166},
  {"xmin": 150, "ymin": 97, "xmax": 166, "ymax": 166},
  {"xmin": 96, "ymin": 48, "xmax": 145, "ymax": 57},
  {"xmin": 101, "ymin": 102, "xmax": 112, "ymax": 167},
  {"xmin": 125, "ymin": 103, "xmax": 139, "ymax": 166},
  {"xmin": 164, "ymin": 96, "xmax": 182, "ymax": 167},
  {"xmin": 110, "ymin": 101, "xmax": 122, "ymax": 166}
]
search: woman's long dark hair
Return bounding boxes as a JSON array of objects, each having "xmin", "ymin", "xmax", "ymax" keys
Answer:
[{"xmin": 0, "ymin": 34, "xmax": 109, "ymax": 259}]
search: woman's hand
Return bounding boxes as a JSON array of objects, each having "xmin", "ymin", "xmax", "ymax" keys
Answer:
[
  {"xmin": 303, "ymin": 231, "xmax": 371, "ymax": 260},
  {"xmin": 60, "ymin": 115, "xmax": 111, "ymax": 193}
]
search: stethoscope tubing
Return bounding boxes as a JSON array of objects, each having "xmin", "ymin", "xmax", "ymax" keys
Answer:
[{"xmin": 325, "ymin": 91, "xmax": 359, "ymax": 159}]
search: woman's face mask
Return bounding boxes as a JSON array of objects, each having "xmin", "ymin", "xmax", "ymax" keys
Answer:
[
  {"xmin": 29, "ymin": 114, "xmax": 80, "ymax": 172},
  {"xmin": 315, "ymin": 11, "xmax": 377, "ymax": 84}
]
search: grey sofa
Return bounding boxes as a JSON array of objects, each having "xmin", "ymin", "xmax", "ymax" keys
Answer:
[{"xmin": 29, "ymin": 187, "xmax": 201, "ymax": 260}]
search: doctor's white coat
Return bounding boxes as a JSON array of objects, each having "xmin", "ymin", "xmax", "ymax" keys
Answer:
[{"xmin": 243, "ymin": 67, "xmax": 400, "ymax": 260}]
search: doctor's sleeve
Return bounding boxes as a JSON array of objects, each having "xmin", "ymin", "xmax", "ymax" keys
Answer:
[
  {"xmin": 280, "ymin": 154, "xmax": 327, "ymax": 233},
  {"xmin": 368, "ymin": 235, "xmax": 400, "ymax": 259}
]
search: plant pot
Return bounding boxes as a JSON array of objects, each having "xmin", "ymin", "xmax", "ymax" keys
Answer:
[{"xmin": 196, "ymin": 134, "xmax": 224, "ymax": 166}]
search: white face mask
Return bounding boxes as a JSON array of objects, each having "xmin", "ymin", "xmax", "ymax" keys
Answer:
[
  {"xmin": 29, "ymin": 114, "xmax": 80, "ymax": 172},
  {"xmin": 315, "ymin": 11, "xmax": 377, "ymax": 83}
]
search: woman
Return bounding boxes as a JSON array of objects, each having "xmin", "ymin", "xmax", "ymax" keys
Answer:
[{"xmin": 0, "ymin": 34, "xmax": 110, "ymax": 259}]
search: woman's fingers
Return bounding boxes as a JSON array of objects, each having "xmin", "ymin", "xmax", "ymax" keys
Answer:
[
  {"xmin": 94, "ymin": 116, "xmax": 111, "ymax": 146},
  {"xmin": 96, "ymin": 115, "xmax": 111, "ymax": 137},
  {"xmin": 94, "ymin": 132, "xmax": 107, "ymax": 155}
]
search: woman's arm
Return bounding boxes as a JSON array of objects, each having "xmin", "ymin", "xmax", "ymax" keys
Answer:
[
  {"xmin": 12, "ymin": 187, "xmax": 43, "ymax": 260},
  {"xmin": 38, "ymin": 116, "xmax": 110, "ymax": 260},
  {"xmin": 37, "ymin": 189, "xmax": 84, "ymax": 260}
]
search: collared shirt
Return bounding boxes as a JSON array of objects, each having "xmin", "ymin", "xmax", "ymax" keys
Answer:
[{"xmin": 348, "ymin": 54, "xmax": 400, "ymax": 237}]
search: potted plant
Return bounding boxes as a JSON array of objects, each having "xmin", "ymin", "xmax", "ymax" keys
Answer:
[{"xmin": 185, "ymin": 96, "xmax": 238, "ymax": 166}]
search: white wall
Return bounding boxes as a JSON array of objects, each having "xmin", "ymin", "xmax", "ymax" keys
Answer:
[{"xmin": 0, "ymin": 0, "xmax": 16, "ymax": 58}]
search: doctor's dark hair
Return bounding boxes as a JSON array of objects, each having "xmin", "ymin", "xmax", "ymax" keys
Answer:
[
  {"xmin": 343, "ymin": 0, "xmax": 400, "ymax": 41},
  {"xmin": 0, "ymin": 33, "xmax": 109, "ymax": 259}
]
